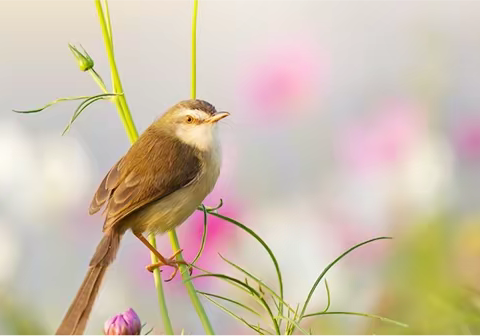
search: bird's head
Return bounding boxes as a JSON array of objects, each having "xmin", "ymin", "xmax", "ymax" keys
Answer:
[{"xmin": 156, "ymin": 99, "xmax": 229, "ymax": 151}]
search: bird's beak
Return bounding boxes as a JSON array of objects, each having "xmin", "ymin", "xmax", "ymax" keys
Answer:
[{"xmin": 206, "ymin": 111, "xmax": 230, "ymax": 123}]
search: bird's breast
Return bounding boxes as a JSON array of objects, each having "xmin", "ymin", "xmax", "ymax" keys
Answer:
[{"xmin": 128, "ymin": 144, "xmax": 222, "ymax": 234}]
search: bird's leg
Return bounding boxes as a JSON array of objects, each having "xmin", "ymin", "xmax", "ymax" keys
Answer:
[{"xmin": 133, "ymin": 232, "xmax": 192, "ymax": 282}]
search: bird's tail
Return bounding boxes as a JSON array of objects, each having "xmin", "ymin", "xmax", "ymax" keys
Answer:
[{"xmin": 56, "ymin": 230, "xmax": 122, "ymax": 335}]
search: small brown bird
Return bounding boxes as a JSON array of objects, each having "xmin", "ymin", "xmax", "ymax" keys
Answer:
[{"xmin": 56, "ymin": 99, "xmax": 229, "ymax": 335}]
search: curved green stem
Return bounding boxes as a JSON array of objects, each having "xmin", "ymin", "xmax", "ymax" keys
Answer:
[
  {"xmin": 149, "ymin": 235, "xmax": 174, "ymax": 334},
  {"xmin": 94, "ymin": 0, "xmax": 136, "ymax": 143}
]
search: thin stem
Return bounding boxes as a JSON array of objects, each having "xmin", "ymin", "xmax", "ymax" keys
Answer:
[
  {"xmin": 87, "ymin": 67, "xmax": 131, "ymax": 139},
  {"xmin": 102, "ymin": 0, "xmax": 115, "ymax": 91},
  {"xmin": 302, "ymin": 311, "xmax": 408, "ymax": 328},
  {"xmin": 88, "ymin": 69, "xmax": 108, "ymax": 93},
  {"xmin": 13, "ymin": 96, "xmax": 91, "ymax": 113},
  {"xmin": 94, "ymin": 0, "xmax": 137, "ymax": 142},
  {"xmin": 94, "ymin": 1, "xmax": 173, "ymax": 334},
  {"xmin": 102, "ymin": 0, "xmax": 114, "ymax": 48},
  {"xmin": 149, "ymin": 235, "xmax": 174, "ymax": 334},
  {"xmin": 168, "ymin": 232, "xmax": 215, "ymax": 334},
  {"xmin": 191, "ymin": 0, "xmax": 198, "ymax": 99}
]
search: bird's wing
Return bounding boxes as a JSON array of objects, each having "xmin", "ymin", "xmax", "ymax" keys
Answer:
[{"xmin": 88, "ymin": 126, "xmax": 202, "ymax": 232}]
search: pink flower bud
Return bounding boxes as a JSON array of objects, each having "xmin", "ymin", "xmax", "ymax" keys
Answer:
[{"xmin": 104, "ymin": 308, "xmax": 141, "ymax": 335}]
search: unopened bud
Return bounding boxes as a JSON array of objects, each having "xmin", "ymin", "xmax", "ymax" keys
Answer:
[
  {"xmin": 104, "ymin": 308, "xmax": 142, "ymax": 335},
  {"xmin": 68, "ymin": 44, "xmax": 94, "ymax": 71}
]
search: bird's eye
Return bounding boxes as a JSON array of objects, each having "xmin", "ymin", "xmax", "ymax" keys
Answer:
[{"xmin": 185, "ymin": 116, "xmax": 194, "ymax": 124}]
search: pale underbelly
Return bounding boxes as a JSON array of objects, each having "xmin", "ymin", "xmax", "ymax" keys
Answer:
[{"xmin": 124, "ymin": 168, "xmax": 219, "ymax": 234}]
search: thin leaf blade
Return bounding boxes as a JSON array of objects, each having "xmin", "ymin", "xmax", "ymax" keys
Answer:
[{"xmin": 303, "ymin": 311, "xmax": 408, "ymax": 328}]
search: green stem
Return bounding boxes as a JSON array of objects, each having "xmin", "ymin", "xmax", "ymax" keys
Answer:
[
  {"xmin": 149, "ymin": 235, "xmax": 174, "ymax": 334},
  {"xmin": 94, "ymin": 0, "xmax": 136, "ymax": 142},
  {"xmin": 90, "ymin": 62, "xmax": 131, "ymax": 139},
  {"xmin": 94, "ymin": 1, "xmax": 174, "ymax": 334},
  {"xmin": 88, "ymin": 69, "xmax": 108, "ymax": 93},
  {"xmin": 191, "ymin": 0, "xmax": 198, "ymax": 99},
  {"xmin": 168, "ymin": 232, "xmax": 215, "ymax": 334}
]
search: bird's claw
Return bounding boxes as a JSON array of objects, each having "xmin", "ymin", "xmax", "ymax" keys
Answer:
[{"xmin": 146, "ymin": 249, "xmax": 193, "ymax": 281}]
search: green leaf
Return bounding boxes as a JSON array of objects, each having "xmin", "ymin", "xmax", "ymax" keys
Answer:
[
  {"xmin": 197, "ymin": 291, "xmax": 262, "ymax": 317},
  {"xmin": 302, "ymin": 311, "xmax": 408, "ymax": 328},
  {"xmin": 13, "ymin": 96, "xmax": 91, "ymax": 113},
  {"xmin": 186, "ymin": 273, "xmax": 280, "ymax": 334},
  {"xmin": 207, "ymin": 212, "xmax": 285, "ymax": 318},
  {"xmin": 287, "ymin": 303, "xmax": 301, "ymax": 335},
  {"xmin": 191, "ymin": 264, "xmax": 254, "ymax": 296},
  {"xmin": 62, "ymin": 93, "xmax": 118, "ymax": 135},
  {"xmin": 200, "ymin": 293, "xmax": 272, "ymax": 335},
  {"xmin": 218, "ymin": 253, "xmax": 295, "ymax": 315},
  {"xmin": 299, "ymin": 237, "xmax": 392, "ymax": 322},
  {"xmin": 274, "ymin": 316, "xmax": 309, "ymax": 335}
]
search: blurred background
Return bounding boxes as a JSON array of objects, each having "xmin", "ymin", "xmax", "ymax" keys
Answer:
[{"xmin": 1, "ymin": 0, "xmax": 480, "ymax": 334}]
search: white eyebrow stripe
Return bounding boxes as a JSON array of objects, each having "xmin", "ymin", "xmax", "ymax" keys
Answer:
[{"xmin": 179, "ymin": 109, "xmax": 210, "ymax": 120}]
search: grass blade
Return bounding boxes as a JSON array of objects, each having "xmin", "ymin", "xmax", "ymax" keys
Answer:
[
  {"xmin": 206, "ymin": 212, "xmax": 284, "ymax": 319},
  {"xmin": 299, "ymin": 237, "xmax": 392, "ymax": 322},
  {"xmin": 62, "ymin": 96, "xmax": 105, "ymax": 135},
  {"xmin": 285, "ymin": 303, "xmax": 299, "ymax": 335},
  {"xmin": 200, "ymin": 294, "xmax": 271, "ymax": 335},
  {"xmin": 191, "ymin": 265, "xmax": 256, "ymax": 297},
  {"xmin": 197, "ymin": 291, "xmax": 262, "ymax": 317},
  {"xmin": 274, "ymin": 316, "xmax": 309, "ymax": 335},
  {"xmin": 218, "ymin": 253, "xmax": 295, "ymax": 315},
  {"xmin": 62, "ymin": 93, "xmax": 119, "ymax": 135},
  {"xmin": 186, "ymin": 273, "xmax": 280, "ymax": 334},
  {"xmin": 303, "ymin": 311, "xmax": 408, "ymax": 328}
]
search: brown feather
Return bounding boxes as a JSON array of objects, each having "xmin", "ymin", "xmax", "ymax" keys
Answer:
[
  {"xmin": 89, "ymin": 158, "xmax": 124, "ymax": 215},
  {"xmin": 100, "ymin": 125, "xmax": 201, "ymax": 232},
  {"xmin": 56, "ymin": 231, "xmax": 121, "ymax": 335}
]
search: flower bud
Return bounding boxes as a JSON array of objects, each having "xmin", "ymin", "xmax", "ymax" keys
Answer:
[
  {"xmin": 68, "ymin": 44, "xmax": 94, "ymax": 71},
  {"xmin": 104, "ymin": 308, "xmax": 142, "ymax": 335}
]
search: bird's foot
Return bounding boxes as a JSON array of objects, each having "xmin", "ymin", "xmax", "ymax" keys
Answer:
[{"xmin": 146, "ymin": 249, "xmax": 193, "ymax": 282}]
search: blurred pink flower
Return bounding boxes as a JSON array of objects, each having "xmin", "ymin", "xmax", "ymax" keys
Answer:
[
  {"xmin": 453, "ymin": 117, "xmax": 480, "ymax": 161},
  {"xmin": 336, "ymin": 99, "xmax": 426, "ymax": 174},
  {"xmin": 237, "ymin": 35, "xmax": 327, "ymax": 121}
]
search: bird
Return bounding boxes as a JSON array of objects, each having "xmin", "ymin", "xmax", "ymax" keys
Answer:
[{"xmin": 56, "ymin": 99, "xmax": 229, "ymax": 335}]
